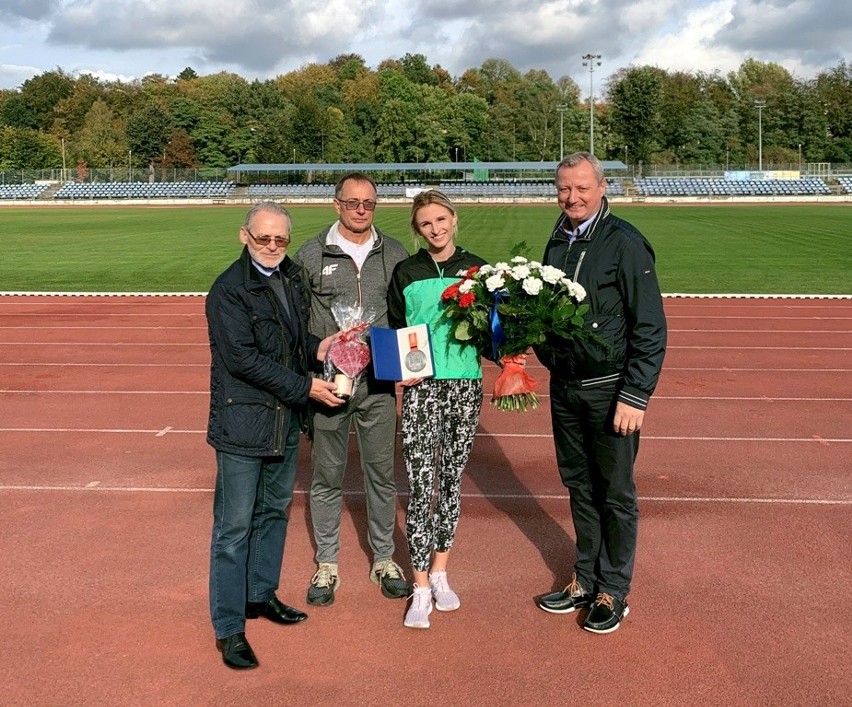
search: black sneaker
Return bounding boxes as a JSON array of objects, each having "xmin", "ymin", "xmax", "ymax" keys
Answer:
[
  {"xmin": 583, "ymin": 593, "xmax": 629, "ymax": 634},
  {"xmin": 306, "ymin": 562, "xmax": 340, "ymax": 606},
  {"xmin": 538, "ymin": 573, "xmax": 593, "ymax": 614},
  {"xmin": 370, "ymin": 559, "xmax": 410, "ymax": 599}
]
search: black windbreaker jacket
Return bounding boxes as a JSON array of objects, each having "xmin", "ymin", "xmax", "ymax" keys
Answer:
[
  {"xmin": 205, "ymin": 247, "xmax": 322, "ymax": 456},
  {"xmin": 534, "ymin": 197, "xmax": 667, "ymax": 411}
]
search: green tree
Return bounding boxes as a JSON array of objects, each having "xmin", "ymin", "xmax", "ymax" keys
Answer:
[
  {"xmin": 374, "ymin": 70, "xmax": 419, "ymax": 162},
  {"xmin": 75, "ymin": 99, "xmax": 126, "ymax": 168},
  {"xmin": 125, "ymin": 103, "xmax": 169, "ymax": 165},
  {"xmin": 517, "ymin": 69, "xmax": 561, "ymax": 159},
  {"xmin": 809, "ymin": 60, "xmax": 852, "ymax": 161},
  {"xmin": 0, "ymin": 126, "xmax": 61, "ymax": 169},
  {"xmin": 18, "ymin": 69, "xmax": 74, "ymax": 131},
  {"xmin": 400, "ymin": 53, "xmax": 440, "ymax": 86},
  {"xmin": 0, "ymin": 95, "xmax": 35, "ymax": 129},
  {"xmin": 727, "ymin": 59, "xmax": 802, "ymax": 167},
  {"xmin": 53, "ymin": 74, "xmax": 106, "ymax": 138},
  {"xmin": 607, "ymin": 66, "xmax": 666, "ymax": 165}
]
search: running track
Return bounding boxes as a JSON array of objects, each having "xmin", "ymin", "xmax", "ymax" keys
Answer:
[{"xmin": 0, "ymin": 295, "xmax": 850, "ymax": 706}]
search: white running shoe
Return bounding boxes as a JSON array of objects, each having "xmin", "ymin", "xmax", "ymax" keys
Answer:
[
  {"xmin": 428, "ymin": 570, "xmax": 460, "ymax": 612},
  {"xmin": 403, "ymin": 584, "xmax": 433, "ymax": 629}
]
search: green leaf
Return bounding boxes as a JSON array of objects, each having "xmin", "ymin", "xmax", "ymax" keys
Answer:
[{"xmin": 455, "ymin": 320, "xmax": 473, "ymax": 341}]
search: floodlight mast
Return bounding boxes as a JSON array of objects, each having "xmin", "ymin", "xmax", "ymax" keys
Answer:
[
  {"xmin": 557, "ymin": 103, "xmax": 569, "ymax": 160},
  {"xmin": 754, "ymin": 99, "xmax": 766, "ymax": 172},
  {"xmin": 582, "ymin": 53, "xmax": 602, "ymax": 154}
]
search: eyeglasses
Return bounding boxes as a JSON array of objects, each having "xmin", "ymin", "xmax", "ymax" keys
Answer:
[
  {"xmin": 245, "ymin": 229, "xmax": 289, "ymax": 247},
  {"xmin": 336, "ymin": 198, "xmax": 377, "ymax": 211}
]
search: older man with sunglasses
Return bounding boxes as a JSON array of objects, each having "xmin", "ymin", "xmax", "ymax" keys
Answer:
[
  {"xmin": 294, "ymin": 173, "xmax": 411, "ymax": 607},
  {"xmin": 206, "ymin": 202, "xmax": 343, "ymax": 669}
]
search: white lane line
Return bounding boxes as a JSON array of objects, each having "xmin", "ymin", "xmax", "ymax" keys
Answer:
[
  {"xmin": 666, "ymin": 308, "xmax": 852, "ymax": 322},
  {"xmin": 1, "ymin": 363, "xmax": 849, "ymax": 373},
  {"xmin": 661, "ymin": 367, "xmax": 852, "ymax": 372},
  {"xmin": 5, "ymin": 342, "xmax": 850, "ymax": 350},
  {"xmin": 0, "ymin": 363, "xmax": 206, "ymax": 367},
  {"xmin": 0, "ymin": 292, "xmax": 205, "ymax": 298},
  {"xmin": 4, "ymin": 325, "xmax": 849, "ymax": 332},
  {"xmin": 0, "ymin": 313, "xmax": 203, "ymax": 316},
  {"xmin": 0, "ymin": 390, "xmax": 207, "ymax": 394},
  {"xmin": 2, "ymin": 312, "xmax": 848, "ymax": 320},
  {"xmin": 669, "ymin": 329, "xmax": 852, "ymax": 334},
  {"xmin": 0, "ymin": 485, "xmax": 848, "ymax": 505},
  {"xmin": 3, "ymin": 342, "xmax": 207, "ymax": 346},
  {"xmin": 667, "ymin": 346, "xmax": 852, "ymax": 350},
  {"xmin": 2, "ymin": 391, "xmax": 850, "ymax": 403},
  {"xmin": 2, "ymin": 292, "xmax": 849, "ymax": 300},
  {"xmin": 0, "ymin": 326, "xmax": 207, "ymax": 330},
  {"xmin": 0, "ymin": 428, "xmax": 848, "ymax": 443}
]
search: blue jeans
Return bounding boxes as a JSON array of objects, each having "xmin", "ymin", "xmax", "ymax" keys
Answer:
[{"xmin": 209, "ymin": 416, "xmax": 299, "ymax": 639}]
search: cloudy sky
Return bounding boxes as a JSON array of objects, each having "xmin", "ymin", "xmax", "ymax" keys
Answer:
[{"xmin": 0, "ymin": 0, "xmax": 848, "ymax": 93}]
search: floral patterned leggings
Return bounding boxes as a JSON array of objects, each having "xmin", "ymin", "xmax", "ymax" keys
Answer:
[{"xmin": 401, "ymin": 377, "xmax": 483, "ymax": 571}]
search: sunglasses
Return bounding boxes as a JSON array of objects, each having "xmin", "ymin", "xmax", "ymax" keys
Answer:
[
  {"xmin": 336, "ymin": 198, "xmax": 377, "ymax": 211},
  {"xmin": 245, "ymin": 229, "xmax": 289, "ymax": 247}
]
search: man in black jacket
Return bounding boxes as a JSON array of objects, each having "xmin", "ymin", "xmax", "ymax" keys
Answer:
[
  {"xmin": 535, "ymin": 153, "xmax": 667, "ymax": 634},
  {"xmin": 206, "ymin": 202, "xmax": 342, "ymax": 669}
]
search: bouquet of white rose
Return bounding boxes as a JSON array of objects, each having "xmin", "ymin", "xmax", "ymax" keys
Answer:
[{"xmin": 441, "ymin": 256, "xmax": 592, "ymax": 411}]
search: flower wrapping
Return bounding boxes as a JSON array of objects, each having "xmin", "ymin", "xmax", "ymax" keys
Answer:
[
  {"xmin": 324, "ymin": 301, "xmax": 376, "ymax": 400},
  {"xmin": 441, "ymin": 256, "xmax": 592, "ymax": 411}
]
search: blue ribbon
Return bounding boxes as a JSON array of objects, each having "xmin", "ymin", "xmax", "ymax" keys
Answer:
[{"xmin": 489, "ymin": 290, "xmax": 507, "ymax": 360}]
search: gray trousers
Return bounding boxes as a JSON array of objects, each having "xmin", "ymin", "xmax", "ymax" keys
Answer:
[{"xmin": 309, "ymin": 383, "xmax": 399, "ymax": 565}]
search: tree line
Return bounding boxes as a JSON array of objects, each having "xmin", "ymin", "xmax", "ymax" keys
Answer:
[{"xmin": 1, "ymin": 54, "xmax": 850, "ymax": 175}]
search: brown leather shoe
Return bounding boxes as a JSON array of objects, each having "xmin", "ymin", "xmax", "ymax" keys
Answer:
[
  {"xmin": 215, "ymin": 632, "xmax": 258, "ymax": 670},
  {"xmin": 245, "ymin": 596, "xmax": 308, "ymax": 624}
]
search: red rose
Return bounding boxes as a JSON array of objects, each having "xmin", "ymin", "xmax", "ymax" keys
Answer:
[
  {"xmin": 441, "ymin": 283, "xmax": 461, "ymax": 302},
  {"xmin": 466, "ymin": 266, "xmax": 480, "ymax": 277},
  {"xmin": 458, "ymin": 292, "xmax": 476, "ymax": 308}
]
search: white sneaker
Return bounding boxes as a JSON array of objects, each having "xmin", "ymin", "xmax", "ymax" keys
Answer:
[
  {"xmin": 403, "ymin": 584, "xmax": 433, "ymax": 629},
  {"xmin": 428, "ymin": 570, "xmax": 460, "ymax": 612}
]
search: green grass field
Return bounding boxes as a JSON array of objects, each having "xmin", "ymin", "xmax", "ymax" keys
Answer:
[{"xmin": 0, "ymin": 203, "xmax": 850, "ymax": 293}]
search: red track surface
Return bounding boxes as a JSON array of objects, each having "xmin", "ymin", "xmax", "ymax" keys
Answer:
[{"xmin": 1, "ymin": 295, "xmax": 850, "ymax": 706}]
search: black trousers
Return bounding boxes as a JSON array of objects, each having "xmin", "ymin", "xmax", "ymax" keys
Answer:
[{"xmin": 549, "ymin": 379, "xmax": 640, "ymax": 601}]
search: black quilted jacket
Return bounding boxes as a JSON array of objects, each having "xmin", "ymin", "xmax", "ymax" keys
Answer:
[
  {"xmin": 535, "ymin": 197, "xmax": 667, "ymax": 411},
  {"xmin": 205, "ymin": 247, "xmax": 322, "ymax": 456}
]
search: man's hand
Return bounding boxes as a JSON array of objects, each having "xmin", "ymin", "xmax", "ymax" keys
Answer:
[
  {"xmin": 309, "ymin": 378, "xmax": 344, "ymax": 407},
  {"xmin": 613, "ymin": 401, "xmax": 644, "ymax": 436},
  {"xmin": 316, "ymin": 332, "xmax": 340, "ymax": 362}
]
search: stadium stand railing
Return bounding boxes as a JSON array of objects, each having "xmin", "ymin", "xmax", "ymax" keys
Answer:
[{"xmin": 53, "ymin": 181, "xmax": 236, "ymax": 200}]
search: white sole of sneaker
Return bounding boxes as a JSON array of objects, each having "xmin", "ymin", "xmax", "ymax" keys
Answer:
[
  {"xmin": 538, "ymin": 603, "xmax": 584, "ymax": 615},
  {"xmin": 404, "ymin": 603, "xmax": 433, "ymax": 629},
  {"xmin": 583, "ymin": 605, "xmax": 629, "ymax": 634}
]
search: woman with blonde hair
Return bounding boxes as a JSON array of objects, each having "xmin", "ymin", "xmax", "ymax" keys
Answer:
[{"xmin": 387, "ymin": 190, "xmax": 488, "ymax": 629}]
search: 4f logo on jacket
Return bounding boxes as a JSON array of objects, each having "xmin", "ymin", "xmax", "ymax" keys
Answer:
[{"xmin": 321, "ymin": 263, "xmax": 339, "ymax": 276}]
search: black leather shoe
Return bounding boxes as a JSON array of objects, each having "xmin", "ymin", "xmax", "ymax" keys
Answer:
[
  {"xmin": 215, "ymin": 632, "xmax": 258, "ymax": 670},
  {"xmin": 583, "ymin": 593, "xmax": 629, "ymax": 634},
  {"xmin": 538, "ymin": 573, "xmax": 593, "ymax": 614},
  {"xmin": 246, "ymin": 596, "xmax": 308, "ymax": 624}
]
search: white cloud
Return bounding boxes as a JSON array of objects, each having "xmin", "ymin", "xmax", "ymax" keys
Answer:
[
  {"xmin": 0, "ymin": 0, "xmax": 847, "ymax": 90},
  {"xmin": 0, "ymin": 61, "xmax": 41, "ymax": 87}
]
